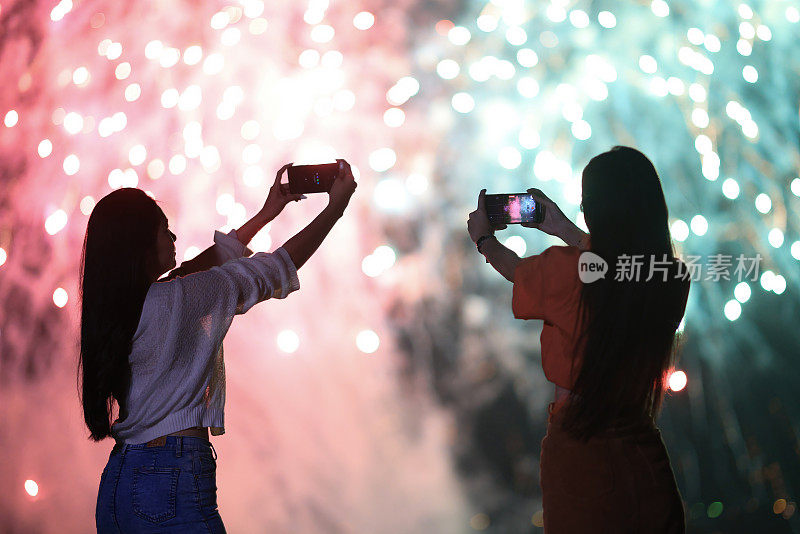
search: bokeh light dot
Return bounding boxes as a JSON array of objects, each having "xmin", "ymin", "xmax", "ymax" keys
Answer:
[
  {"xmin": 671, "ymin": 219, "xmax": 689, "ymax": 242},
  {"xmin": 353, "ymin": 11, "xmax": 375, "ymax": 30},
  {"xmin": 53, "ymin": 287, "xmax": 68, "ymax": 308},
  {"xmin": 241, "ymin": 120, "xmax": 260, "ymax": 140},
  {"xmin": 311, "ymin": 25, "xmax": 334, "ymax": 43},
  {"xmin": 203, "ymin": 53, "xmax": 225, "ymax": 75},
  {"xmin": 106, "ymin": 42, "xmax": 122, "ymax": 60},
  {"xmin": 80, "ymin": 195, "xmax": 95, "ymax": 215},
  {"xmin": 773, "ymin": 275, "xmax": 786, "ymax": 295},
  {"xmin": 242, "ymin": 166, "xmax": 264, "ymax": 187},
  {"xmin": 768, "ymin": 228, "xmax": 784, "ymax": 248},
  {"xmin": 448, "ymin": 26, "xmax": 470, "ymax": 45},
  {"xmin": 735, "ymin": 282, "xmax": 752, "ymax": 303},
  {"xmin": 546, "ymin": 4, "xmax": 567, "ymax": 23},
  {"xmin": 276, "ymin": 330, "xmax": 300, "ymax": 353},
  {"xmin": 63, "ymin": 154, "xmax": 80, "ymax": 175},
  {"xmin": 383, "ymin": 108, "xmax": 405, "ymax": 127},
  {"xmin": 147, "ymin": 159, "xmax": 165, "ymax": 180},
  {"xmin": 760, "ymin": 270, "xmax": 775, "ymax": 291},
  {"xmin": 221, "ymin": 27, "xmax": 241, "ymax": 46},
  {"xmin": 569, "ymin": 10, "xmax": 590, "ymax": 28},
  {"xmin": 505, "ymin": 26, "xmax": 527, "ymax": 46},
  {"xmin": 451, "ymin": 92, "xmax": 475, "ymax": 113},
  {"xmin": 437, "ymin": 59, "xmax": 460, "ymax": 80},
  {"xmin": 690, "ymin": 215, "xmax": 708, "ymax": 236},
  {"xmin": 63, "ymin": 112, "xmax": 83, "ymax": 134},
  {"xmin": 45, "ymin": 209, "xmax": 68, "ymax": 235},
  {"xmin": 249, "ymin": 18, "xmax": 268, "ymax": 34},
  {"xmin": 598, "ymin": 11, "xmax": 616, "ymax": 28},
  {"xmin": 72, "ymin": 66, "xmax": 89, "ymax": 86},
  {"xmin": 144, "ymin": 40, "xmax": 163, "ymax": 60},
  {"xmin": 24, "ymin": 480, "xmax": 38, "ymax": 497},
  {"xmin": 183, "ymin": 45, "xmax": 203, "ymax": 65},
  {"xmin": 737, "ymin": 39, "xmax": 753, "ymax": 56},
  {"xmin": 519, "ymin": 128, "xmax": 540, "ymax": 149},
  {"xmin": 504, "ymin": 236, "xmax": 526, "ymax": 256},
  {"xmin": 369, "ymin": 148, "xmax": 396, "ymax": 172},
  {"xmin": 790, "ymin": 178, "xmax": 800, "ymax": 197},
  {"xmin": 210, "ymin": 11, "xmax": 229, "ymax": 30},
  {"xmin": 498, "ymin": 147, "xmax": 521, "ymax": 169},
  {"xmin": 651, "ymin": 0, "xmax": 669, "ymax": 17},
  {"xmin": 516, "ymin": 48, "xmax": 538, "ymax": 67},
  {"xmin": 125, "ymin": 83, "xmax": 141, "ymax": 102},
  {"xmin": 639, "ymin": 55, "xmax": 658, "ymax": 74},
  {"xmin": 722, "ymin": 178, "xmax": 740, "ymax": 199},
  {"xmin": 169, "ymin": 154, "xmax": 187, "ymax": 175},
  {"xmin": 571, "ymin": 120, "xmax": 592, "ymax": 140},
  {"xmin": 689, "ymin": 83, "xmax": 706, "ymax": 102},
  {"xmin": 724, "ymin": 300, "xmax": 742, "ymax": 321},
  {"xmin": 356, "ymin": 330, "xmax": 380, "ymax": 354},
  {"xmin": 668, "ymin": 370, "xmax": 687, "ymax": 391},
  {"xmin": 755, "ymin": 193, "xmax": 771, "ymax": 213},
  {"xmin": 38, "ymin": 139, "xmax": 53, "ymax": 158},
  {"xmin": 791, "ymin": 241, "xmax": 800, "ymax": 261},
  {"xmin": 129, "ymin": 144, "xmax": 147, "ymax": 166},
  {"xmin": 476, "ymin": 14, "xmax": 498, "ymax": 32}
]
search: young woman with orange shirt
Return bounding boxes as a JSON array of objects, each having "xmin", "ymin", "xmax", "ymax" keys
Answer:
[{"xmin": 468, "ymin": 146, "xmax": 689, "ymax": 532}]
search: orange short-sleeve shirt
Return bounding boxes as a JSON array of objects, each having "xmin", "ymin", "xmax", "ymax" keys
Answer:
[{"xmin": 512, "ymin": 245, "xmax": 585, "ymax": 390}]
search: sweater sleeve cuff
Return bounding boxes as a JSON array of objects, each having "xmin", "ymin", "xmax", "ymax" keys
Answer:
[
  {"xmin": 275, "ymin": 247, "xmax": 300, "ymax": 294},
  {"xmin": 214, "ymin": 229, "xmax": 253, "ymax": 261}
]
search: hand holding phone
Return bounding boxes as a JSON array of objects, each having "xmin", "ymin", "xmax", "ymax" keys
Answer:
[
  {"xmin": 328, "ymin": 159, "xmax": 357, "ymax": 215},
  {"xmin": 520, "ymin": 188, "xmax": 573, "ymax": 238},
  {"xmin": 259, "ymin": 163, "xmax": 306, "ymax": 219}
]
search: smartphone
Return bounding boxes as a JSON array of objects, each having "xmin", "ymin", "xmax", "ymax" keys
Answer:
[
  {"xmin": 485, "ymin": 193, "xmax": 545, "ymax": 226},
  {"xmin": 287, "ymin": 163, "xmax": 338, "ymax": 194}
]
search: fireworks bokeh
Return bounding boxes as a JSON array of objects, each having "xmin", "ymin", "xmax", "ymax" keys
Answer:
[{"xmin": 1, "ymin": 0, "xmax": 800, "ymax": 532}]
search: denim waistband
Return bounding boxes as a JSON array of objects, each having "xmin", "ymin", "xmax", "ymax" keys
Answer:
[{"xmin": 113, "ymin": 435, "xmax": 216, "ymax": 455}]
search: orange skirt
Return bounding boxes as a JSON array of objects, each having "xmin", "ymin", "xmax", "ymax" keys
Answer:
[{"xmin": 540, "ymin": 400, "xmax": 686, "ymax": 533}]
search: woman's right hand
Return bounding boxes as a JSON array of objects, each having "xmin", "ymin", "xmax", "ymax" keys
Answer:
[
  {"xmin": 327, "ymin": 159, "xmax": 357, "ymax": 215},
  {"xmin": 523, "ymin": 188, "xmax": 589, "ymax": 249},
  {"xmin": 521, "ymin": 188, "xmax": 571, "ymax": 237},
  {"xmin": 258, "ymin": 163, "xmax": 306, "ymax": 221}
]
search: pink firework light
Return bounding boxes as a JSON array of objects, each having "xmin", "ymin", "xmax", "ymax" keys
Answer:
[{"xmin": 0, "ymin": 1, "xmax": 467, "ymax": 533}]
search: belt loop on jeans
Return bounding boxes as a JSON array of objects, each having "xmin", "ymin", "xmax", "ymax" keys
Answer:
[{"xmin": 176, "ymin": 436, "xmax": 182, "ymax": 458}]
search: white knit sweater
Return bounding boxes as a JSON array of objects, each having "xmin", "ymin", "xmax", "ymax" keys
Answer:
[{"xmin": 110, "ymin": 229, "xmax": 300, "ymax": 444}]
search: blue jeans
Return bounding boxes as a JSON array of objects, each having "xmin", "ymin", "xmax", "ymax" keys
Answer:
[{"xmin": 96, "ymin": 436, "xmax": 226, "ymax": 533}]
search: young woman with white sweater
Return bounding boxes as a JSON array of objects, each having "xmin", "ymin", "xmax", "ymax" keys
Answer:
[{"xmin": 83, "ymin": 161, "xmax": 356, "ymax": 533}]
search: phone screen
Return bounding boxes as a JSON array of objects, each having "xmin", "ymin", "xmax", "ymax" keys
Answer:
[
  {"xmin": 485, "ymin": 193, "xmax": 543, "ymax": 225},
  {"xmin": 287, "ymin": 163, "xmax": 338, "ymax": 194}
]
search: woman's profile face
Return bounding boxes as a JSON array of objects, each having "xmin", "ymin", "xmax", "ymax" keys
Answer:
[{"xmin": 154, "ymin": 217, "xmax": 177, "ymax": 276}]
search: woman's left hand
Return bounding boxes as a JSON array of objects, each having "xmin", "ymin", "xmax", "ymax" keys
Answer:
[
  {"xmin": 259, "ymin": 163, "xmax": 306, "ymax": 220},
  {"xmin": 468, "ymin": 189, "xmax": 505, "ymax": 242}
]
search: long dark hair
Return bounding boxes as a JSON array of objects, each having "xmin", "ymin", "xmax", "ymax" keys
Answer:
[
  {"xmin": 561, "ymin": 146, "xmax": 688, "ymax": 442},
  {"xmin": 78, "ymin": 188, "xmax": 165, "ymax": 441}
]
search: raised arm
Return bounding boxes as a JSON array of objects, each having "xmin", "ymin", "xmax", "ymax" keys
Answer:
[
  {"xmin": 162, "ymin": 164, "xmax": 304, "ymax": 282},
  {"xmin": 467, "ymin": 189, "xmax": 520, "ymax": 281},
  {"xmin": 280, "ymin": 159, "xmax": 357, "ymax": 270},
  {"xmin": 235, "ymin": 163, "xmax": 305, "ymax": 247}
]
